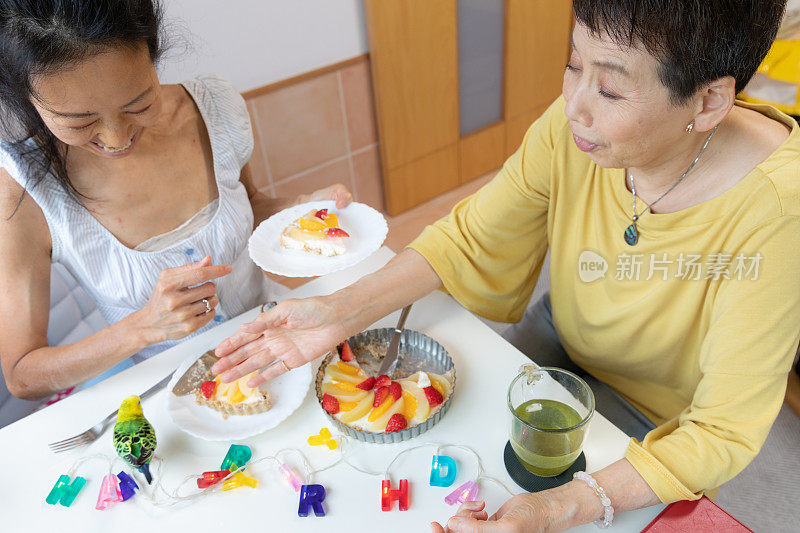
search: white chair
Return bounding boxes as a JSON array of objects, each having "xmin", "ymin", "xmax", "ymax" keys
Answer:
[{"xmin": 0, "ymin": 263, "xmax": 109, "ymax": 428}]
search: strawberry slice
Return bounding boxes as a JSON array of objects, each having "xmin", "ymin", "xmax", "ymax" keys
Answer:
[
  {"xmin": 424, "ymin": 386, "xmax": 443, "ymax": 407},
  {"xmin": 200, "ymin": 380, "xmax": 217, "ymax": 399},
  {"xmin": 375, "ymin": 374, "xmax": 391, "ymax": 388},
  {"xmin": 373, "ymin": 386, "xmax": 389, "ymax": 407},
  {"xmin": 325, "ymin": 227, "xmax": 350, "ymax": 238},
  {"xmin": 356, "ymin": 376, "xmax": 376, "ymax": 390},
  {"xmin": 340, "ymin": 340, "xmax": 355, "ymax": 362},
  {"xmin": 388, "ymin": 381, "xmax": 402, "ymax": 401},
  {"xmin": 322, "ymin": 393, "xmax": 340, "ymax": 414},
  {"xmin": 385, "ymin": 413, "xmax": 408, "ymax": 433},
  {"xmin": 314, "ymin": 209, "xmax": 328, "ymax": 220}
]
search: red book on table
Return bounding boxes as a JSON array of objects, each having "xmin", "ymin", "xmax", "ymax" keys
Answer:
[{"xmin": 640, "ymin": 496, "xmax": 752, "ymax": 532}]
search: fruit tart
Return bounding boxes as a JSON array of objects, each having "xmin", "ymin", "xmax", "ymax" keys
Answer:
[
  {"xmin": 318, "ymin": 340, "xmax": 454, "ymax": 434},
  {"xmin": 194, "ymin": 370, "xmax": 271, "ymax": 419},
  {"xmin": 280, "ymin": 208, "xmax": 350, "ymax": 256}
]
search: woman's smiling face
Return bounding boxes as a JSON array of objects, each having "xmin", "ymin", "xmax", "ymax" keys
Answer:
[
  {"xmin": 563, "ymin": 22, "xmax": 696, "ymax": 171},
  {"xmin": 29, "ymin": 42, "xmax": 162, "ymax": 159}
]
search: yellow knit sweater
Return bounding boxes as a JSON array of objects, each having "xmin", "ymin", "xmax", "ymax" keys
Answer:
[{"xmin": 409, "ymin": 96, "xmax": 800, "ymax": 503}]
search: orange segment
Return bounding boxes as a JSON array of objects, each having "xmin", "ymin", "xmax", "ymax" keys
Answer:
[
  {"xmin": 368, "ymin": 397, "xmax": 405, "ymax": 432},
  {"xmin": 324, "ymin": 214, "xmax": 339, "ymax": 227},
  {"xmin": 331, "ymin": 380, "xmax": 360, "ymax": 393},
  {"xmin": 431, "ymin": 379, "xmax": 446, "ymax": 398},
  {"xmin": 230, "ymin": 386, "xmax": 246, "ymax": 404},
  {"xmin": 339, "ymin": 400, "xmax": 359, "ymax": 412},
  {"xmin": 336, "ymin": 361, "xmax": 362, "ymax": 376},
  {"xmin": 368, "ymin": 397, "xmax": 395, "ymax": 422},
  {"xmin": 402, "ymin": 391, "xmax": 417, "ymax": 419},
  {"xmin": 298, "ymin": 218, "xmax": 327, "ymax": 231}
]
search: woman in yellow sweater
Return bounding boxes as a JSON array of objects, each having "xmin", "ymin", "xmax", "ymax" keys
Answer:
[{"xmin": 213, "ymin": 1, "xmax": 799, "ymax": 531}]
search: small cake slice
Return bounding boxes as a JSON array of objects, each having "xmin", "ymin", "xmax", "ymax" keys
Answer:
[
  {"xmin": 194, "ymin": 370, "xmax": 271, "ymax": 419},
  {"xmin": 280, "ymin": 208, "xmax": 350, "ymax": 256}
]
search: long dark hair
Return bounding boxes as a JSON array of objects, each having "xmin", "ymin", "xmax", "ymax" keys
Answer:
[{"xmin": 0, "ymin": 0, "xmax": 164, "ymax": 204}]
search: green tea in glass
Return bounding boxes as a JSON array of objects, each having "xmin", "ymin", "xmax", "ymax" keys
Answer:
[{"xmin": 507, "ymin": 366, "xmax": 594, "ymax": 477}]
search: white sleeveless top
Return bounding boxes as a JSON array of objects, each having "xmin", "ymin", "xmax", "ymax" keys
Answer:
[{"xmin": 0, "ymin": 75, "xmax": 284, "ymax": 361}]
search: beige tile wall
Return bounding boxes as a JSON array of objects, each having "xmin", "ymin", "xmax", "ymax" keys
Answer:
[{"xmin": 244, "ymin": 56, "xmax": 385, "ymax": 212}]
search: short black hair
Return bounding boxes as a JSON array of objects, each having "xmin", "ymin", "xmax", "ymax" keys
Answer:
[
  {"xmin": 573, "ymin": 0, "xmax": 787, "ymax": 104},
  {"xmin": 0, "ymin": 0, "xmax": 164, "ymax": 207}
]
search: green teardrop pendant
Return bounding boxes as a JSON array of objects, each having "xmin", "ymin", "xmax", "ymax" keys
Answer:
[{"xmin": 624, "ymin": 223, "xmax": 639, "ymax": 246}]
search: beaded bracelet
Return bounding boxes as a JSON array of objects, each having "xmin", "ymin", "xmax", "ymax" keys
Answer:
[{"xmin": 573, "ymin": 471, "xmax": 614, "ymax": 529}]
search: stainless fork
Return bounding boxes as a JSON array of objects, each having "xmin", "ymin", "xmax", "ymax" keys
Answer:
[{"xmin": 48, "ymin": 372, "xmax": 173, "ymax": 453}]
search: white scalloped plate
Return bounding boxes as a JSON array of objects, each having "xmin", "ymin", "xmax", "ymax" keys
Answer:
[
  {"xmin": 248, "ymin": 201, "xmax": 388, "ymax": 277},
  {"xmin": 166, "ymin": 351, "xmax": 312, "ymax": 441}
]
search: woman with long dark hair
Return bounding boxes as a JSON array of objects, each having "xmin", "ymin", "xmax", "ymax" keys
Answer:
[{"xmin": 0, "ymin": 0, "xmax": 351, "ymax": 399}]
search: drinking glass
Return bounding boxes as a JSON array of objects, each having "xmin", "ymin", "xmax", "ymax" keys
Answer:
[{"xmin": 507, "ymin": 365, "xmax": 594, "ymax": 477}]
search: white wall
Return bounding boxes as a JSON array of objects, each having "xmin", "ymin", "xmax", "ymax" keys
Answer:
[{"xmin": 159, "ymin": 0, "xmax": 369, "ymax": 91}]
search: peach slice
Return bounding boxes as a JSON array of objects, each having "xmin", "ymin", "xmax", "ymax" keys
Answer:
[
  {"xmin": 214, "ymin": 374, "xmax": 237, "ymax": 399},
  {"xmin": 321, "ymin": 381, "xmax": 368, "ymax": 402},
  {"xmin": 339, "ymin": 390, "xmax": 374, "ymax": 423},
  {"xmin": 325, "ymin": 366, "xmax": 365, "ymax": 384},
  {"xmin": 236, "ymin": 371, "xmax": 258, "ymax": 397}
]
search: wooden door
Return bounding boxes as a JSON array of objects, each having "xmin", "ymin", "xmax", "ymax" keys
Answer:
[
  {"xmin": 365, "ymin": 0, "xmax": 573, "ymax": 215},
  {"xmin": 504, "ymin": 0, "xmax": 574, "ymax": 156}
]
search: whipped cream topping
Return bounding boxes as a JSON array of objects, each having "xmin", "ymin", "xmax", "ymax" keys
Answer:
[{"xmin": 417, "ymin": 371, "xmax": 431, "ymax": 388}]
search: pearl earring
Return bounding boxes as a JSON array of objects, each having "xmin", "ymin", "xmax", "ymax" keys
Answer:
[{"xmin": 686, "ymin": 121, "xmax": 695, "ymax": 133}]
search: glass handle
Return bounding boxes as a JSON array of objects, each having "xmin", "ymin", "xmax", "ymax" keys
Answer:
[{"xmin": 518, "ymin": 364, "xmax": 541, "ymax": 385}]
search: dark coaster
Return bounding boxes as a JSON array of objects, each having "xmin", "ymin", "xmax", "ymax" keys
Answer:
[{"xmin": 503, "ymin": 441, "xmax": 586, "ymax": 492}]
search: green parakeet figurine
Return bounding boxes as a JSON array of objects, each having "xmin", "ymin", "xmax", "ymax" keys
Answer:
[{"xmin": 113, "ymin": 395, "xmax": 157, "ymax": 484}]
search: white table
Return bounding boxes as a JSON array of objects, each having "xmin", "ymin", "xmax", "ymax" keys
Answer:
[{"xmin": 0, "ymin": 247, "xmax": 664, "ymax": 532}]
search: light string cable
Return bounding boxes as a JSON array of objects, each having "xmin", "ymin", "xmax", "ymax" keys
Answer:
[
  {"xmin": 65, "ymin": 453, "xmax": 116, "ymax": 479},
  {"xmin": 434, "ymin": 444, "xmax": 516, "ymax": 498},
  {"xmin": 63, "ymin": 436, "xmax": 516, "ymax": 509},
  {"xmin": 133, "ymin": 453, "xmax": 288, "ymax": 508}
]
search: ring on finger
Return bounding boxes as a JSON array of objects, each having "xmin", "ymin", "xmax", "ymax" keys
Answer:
[
  {"xmin": 202, "ymin": 298, "xmax": 211, "ymax": 314},
  {"xmin": 279, "ymin": 359, "xmax": 291, "ymax": 373}
]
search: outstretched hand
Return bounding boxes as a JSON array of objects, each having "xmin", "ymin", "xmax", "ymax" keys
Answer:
[
  {"xmin": 431, "ymin": 494, "xmax": 547, "ymax": 533},
  {"xmin": 212, "ymin": 296, "xmax": 348, "ymax": 387}
]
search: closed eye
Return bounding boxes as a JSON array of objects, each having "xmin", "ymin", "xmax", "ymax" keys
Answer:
[
  {"xmin": 599, "ymin": 89, "xmax": 621, "ymax": 100},
  {"xmin": 127, "ymin": 104, "xmax": 153, "ymax": 115},
  {"xmin": 69, "ymin": 121, "xmax": 97, "ymax": 130},
  {"xmin": 566, "ymin": 64, "xmax": 621, "ymax": 100}
]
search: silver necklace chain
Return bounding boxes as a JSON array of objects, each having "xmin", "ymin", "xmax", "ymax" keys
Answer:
[{"xmin": 628, "ymin": 124, "xmax": 719, "ymax": 222}]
